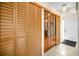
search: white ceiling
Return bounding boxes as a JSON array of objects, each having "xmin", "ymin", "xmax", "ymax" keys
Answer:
[{"xmin": 47, "ymin": 2, "xmax": 76, "ymax": 13}]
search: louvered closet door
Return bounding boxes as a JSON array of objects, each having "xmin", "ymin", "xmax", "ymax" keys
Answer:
[
  {"xmin": 27, "ymin": 3, "xmax": 35, "ymax": 56},
  {"xmin": 34, "ymin": 6, "xmax": 42, "ymax": 55},
  {"xmin": 15, "ymin": 2, "xmax": 27, "ymax": 56},
  {"xmin": 27, "ymin": 3, "xmax": 42, "ymax": 56},
  {"xmin": 0, "ymin": 2, "xmax": 15, "ymax": 56}
]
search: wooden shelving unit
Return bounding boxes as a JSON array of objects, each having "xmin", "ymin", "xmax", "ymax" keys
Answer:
[{"xmin": 44, "ymin": 10, "xmax": 60, "ymax": 52}]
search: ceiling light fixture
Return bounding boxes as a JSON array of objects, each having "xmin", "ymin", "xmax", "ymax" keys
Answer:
[{"xmin": 62, "ymin": 4, "xmax": 66, "ymax": 12}]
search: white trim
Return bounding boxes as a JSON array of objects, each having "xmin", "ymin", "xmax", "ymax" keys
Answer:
[{"xmin": 41, "ymin": 8, "xmax": 44, "ymax": 56}]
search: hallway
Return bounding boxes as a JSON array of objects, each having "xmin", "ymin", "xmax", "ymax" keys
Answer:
[
  {"xmin": 44, "ymin": 43, "xmax": 79, "ymax": 56},
  {"xmin": 44, "ymin": 2, "xmax": 79, "ymax": 56},
  {"xmin": 0, "ymin": 2, "xmax": 79, "ymax": 56}
]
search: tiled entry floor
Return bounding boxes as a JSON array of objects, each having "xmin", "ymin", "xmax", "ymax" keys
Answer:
[{"xmin": 44, "ymin": 43, "xmax": 79, "ymax": 56}]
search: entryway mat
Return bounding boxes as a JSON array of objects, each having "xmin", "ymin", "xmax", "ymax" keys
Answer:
[{"xmin": 62, "ymin": 40, "xmax": 76, "ymax": 47}]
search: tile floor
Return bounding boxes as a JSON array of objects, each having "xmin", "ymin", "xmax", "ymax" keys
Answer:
[{"xmin": 44, "ymin": 43, "xmax": 79, "ymax": 56}]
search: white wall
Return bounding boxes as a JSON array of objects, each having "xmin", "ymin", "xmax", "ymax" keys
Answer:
[
  {"xmin": 60, "ymin": 17, "xmax": 64, "ymax": 42},
  {"xmin": 63, "ymin": 8, "xmax": 78, "ymax": 42},
  {"xmin": 78, "ymin": 2, "xmax": 79, "ymax": 43}
]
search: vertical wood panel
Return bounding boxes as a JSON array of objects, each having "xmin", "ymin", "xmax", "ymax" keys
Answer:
[{"xmin": 56, "ymin": 16, "xmax": 60, "ymax": 45}]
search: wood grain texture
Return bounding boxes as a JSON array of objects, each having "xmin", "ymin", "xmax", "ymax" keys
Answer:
[
  {"xmin": 26, "ymin": 3, "xmax": 42, "ymax": 56},
  {"xmin": 15, "ymin": 2, "xmax": 27, "ymax": 56},
  {"xmin": 0, "ymin": 2, "xmax": 42, "ymax": 56},
  {"xmin": 0, "ymin": 2, "xmax": 15, "ymax": 56},
  {"xmin": 44, "ymin": 11, "xmax": 56, "ymax": 52},
  {"xmin": 35, "ymin": 5, "xmax": 42, "ymax": 55},
  {"xmin": 56, "ymin": 16, "xmax": 60, "ymax": 45}
]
